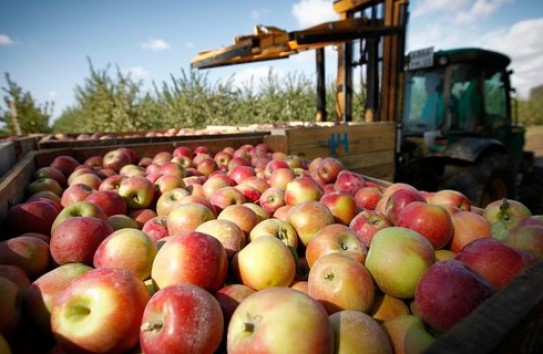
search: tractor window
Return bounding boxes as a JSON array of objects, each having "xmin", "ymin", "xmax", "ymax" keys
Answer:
[
  {"xmin": 403, "ymin": 69, "xmax": 445, "ymax": 134},
  {"xmin": 450, "ymin": 64, "xmax": 483, "ymax": 131},
  {"xmin": 483, "ymin": 70, "xmax": 508, "ymax": 129}
]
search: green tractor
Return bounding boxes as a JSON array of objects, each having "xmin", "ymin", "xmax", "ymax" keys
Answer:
[{"xmin": 396, "ymin": 47, "xmax": 536, "ymax": 208}]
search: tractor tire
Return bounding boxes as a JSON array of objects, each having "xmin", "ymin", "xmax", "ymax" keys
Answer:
[{"xmin": 439, "ymin": 152, "xmax": 516, "ymax": 208}]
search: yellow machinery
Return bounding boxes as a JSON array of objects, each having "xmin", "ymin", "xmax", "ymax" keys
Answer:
[{"xmin": 191, "ymin": 0, "xmax": 409, "ymax": 124}]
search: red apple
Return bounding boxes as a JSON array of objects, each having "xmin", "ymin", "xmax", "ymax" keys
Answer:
[
  {"xmin": 0, "ymin": 277, "xmax": 21, "ymax": 336},
  {"xmin": 385, "ymin": 188, "xmax": 426, "ymax": 224},
  {"xmin": 308, "ymin": 252, "xmax": 375, "ymax": 314},
  {"xmin": 51, "ymin": 155, "xmax": 80, "ymax": 177},
  {"xmin": 286, "ymin": 201, "xmax": 335, "ymax": 246},
  {"xmin": 67, "ymin": 172, "xmax": 102, "ymax": 190},
  {"xmin": 151, "ymin": 231, "xmax": 227, "ymax": 292},
  {"xmin": 504, "ymin": 224, "xmax": 543, "ymax": 259},
  {"xmin": 414, "ymin": 259, "xmax": 494, "ymax": 334},
  {"xmin": 214, "ymin": 283, "xmax": 255, "ymax": 326},
  {"xmin": 93, "ymin": 228, "xmax": 158, "ymax": 281},
  {"xmin": 305, "ymin": 223, "xmax": 367, "ymax": 268},
  {"xmin": 108, "ymin": 214, "xmax": 141, "ymax": 231},
  {"xmin": 50, "ymin": 268, "xmax": 150, "ymax": 354},
  {"xmin": 382, "ymin": 315, "xmax": 436, "ymax": 354},
  {"xmin": 34, "ymin": 166, "xmax": 67, "ymax": 188},
  {"xmin": 449, "ymin": 211, "xmax": 492, "ymax": 253},
  {"xmin": 26, "ymin": 177, "xmax": 64, "ymax": 198},
  {"xmin": 227, "ymin": 287, "xmax": 334, "ymax": 353},
  {"xmin": 154, "ymin": 174, "xmax": 186, "ymax": 196},
  {"xmin": 228, "ymin": 165, "xmax": 256, "ymax": 184},
  {"xmin": 268, "ymin": 167, "xmax": 296, "ymax": 190},
  {"xmin": 396, "ymin": 201, "xmax": 453, "ymax": 249},
  {"xmin": 61, "ymin": 183, "xmax": 94, "ymax": 207},
  {"xmin": 285, "ymin": 176, "xmax": 324, "ymax": 205},
  {"xmin": 430, "ymin": 189, "xmax": 472, "ymax": 211},
  {"xmin": 349, "ymin": 209, "xmax": 392, "ymax": 248},
  {"xmin": 155, "ymin": 187, "xmax": 191, "ymax": 217},
  {"xmin": 129, "ymin": 208, "xmax": 158, "ymax": 229},
  {"xmin": 51, "ymin": 200, "xmax": 108, "ymax": 233},
  {"xmin": 50, "ymin": 216, "xmax": 114, "ymax": 266},
  {"xmin": 334, "ymin": 170, "xmax": 367, "ymax": 195},
  {"xmin": 319, "ymin": 190, "xmax": 359, "ymax": 225},
  {"xmin": 195, "ymin": 219, "xmax": 246, "ymax": 260},
  {"xmin": 23, "ymin": 262, "xmax": 92, "ymax": 332},
  {"xmin": 483, "ymin": 198, "xmax": 532, "ymax": 232},
  {"xmin": 354, "ymin": 186, "xmax": 382, "ymax": 210},
  {"xmin": 217, "ymin": 204, "xmax": 258, "ymax": 237},
  {"xmin": 249, "ymin": 218, "xmax": 298, "ymax": 251},
  {"xmin": 102, "ymin": 148, "xmax": 132, "ymax": 172},
  {"xmin": 264, "ymin": 159, "xmax": 290, "ymax": 179},
  {"xmin": 142, "ymin": 215, "xmax": 170, "ymax": 242},
  {"xmin": 210, "ymin": 186, "xmax": 246, "ymax": 212},
  {"xmin": 259, "ymin": 186, "xmax": 286, "ymax": 216},
  {"xmin": 118, "ymin": 175, "xmax": 156, "ymax": 209},
  {"xmin": 317, "ymin": 157, "xmax": 343, "ymax": 184},
  {"xmin": 0, "ymin": 236, "xmax": 50, "ymax": 279},
  {"xmin": 330, "ymin": 310, "xmax": 393, "ymax": 353},
  {"xmin": 202, "ymin": 174, "xmax": 235, "ymax": 199},
  {"xmin": 85, "ymin": 189, "xmax": 128, "ymax": 217},
  {"xmin": 0, "ymin": 264, "xmax": 31, "ymax": 292},
  {"xmin": 140, "ymin": 283, "xmax": 224, "ymax": 354},
  {"xmin": 166, "ymin": 203, "xmax": 216, "ymax": 235},
  {"xmin": 159, "ymin": 161, "xmax": 185, "ymax": 178},
  {"xmin": 99, "ymin": 174, "xmax": 125, "ymax": 192},
  {"xmin": 7, "ymin": 198, "xmax": 60, "ymax": 235}
]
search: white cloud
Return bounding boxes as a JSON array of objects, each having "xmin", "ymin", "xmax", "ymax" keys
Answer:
[
  {"xmin": 124, "ymin": 66, "xmax": 150, "ymax": 79},
  {"xmin": 48, "ymin": 91, "xmax": 58, "ymax": 99},
  {"xmin": 412, "ymin": 0, "xmax": 471, "ymax": 17},
  {"xmin": 251, "ymin": 9, "xmax": 268, "ymax": 22},
  {"xmin": 0, "ymin": 34, "xmax": 16, "ymax": 46},
  {"xmin": 141, "ymin": 38, "xmax": 170, "ymax": 51},
  {"xmin": 292, "ymin": 0, "xmax": 338, "ymax": 28},
  {"xmin": 455, "ymin": 0, "xmax": 513, "ymax": 25},
  {"xmin": 185, "ymin": 41, "xmax": 194, "ymax": 49}
]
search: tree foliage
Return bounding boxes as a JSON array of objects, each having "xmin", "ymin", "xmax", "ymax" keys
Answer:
[
  {"xmin": 0, "ymin": 73, "xmax": 52, "ymax": 135},
  {"xmin": 517, "ymin": 84, "xmax": 543, "ymax": 126}
]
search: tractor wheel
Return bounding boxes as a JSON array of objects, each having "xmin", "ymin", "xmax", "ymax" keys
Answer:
[{"xmin": 439, "ymin": 153, "xmax": 515, "ymax": 208}]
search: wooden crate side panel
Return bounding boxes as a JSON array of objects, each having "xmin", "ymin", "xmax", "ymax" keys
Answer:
[
  {"xmin": 0, "ymin": 142, "xmax": 17, "ymax": 178},
  {"xmin": 349, "ymin": 164, "xmax": 395, "ymax": 183},
  {"xmin": 263, "ymin": 135, "xmax": 289, "ymax": 154},
  {"xmin": 0, "ymin": 152, "xmax": 37, "ymax": 229}
]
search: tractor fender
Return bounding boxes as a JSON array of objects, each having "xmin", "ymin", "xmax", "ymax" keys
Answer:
[{"xmin": 432, "ymin": 137, "xmax": 507, "ymax": 163}]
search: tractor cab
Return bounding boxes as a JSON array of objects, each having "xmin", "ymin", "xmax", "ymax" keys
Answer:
[{"xmin": 402, "ymin": 47, "xmax": 514, "ymax": 147}]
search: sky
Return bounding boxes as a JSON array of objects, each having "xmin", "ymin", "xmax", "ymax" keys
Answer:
[{"xmin": 1, "ymin": 0, "xmax": 542, "ymax": 122}]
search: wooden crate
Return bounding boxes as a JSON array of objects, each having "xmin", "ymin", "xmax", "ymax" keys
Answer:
[
  {"xmin": 264, "ymin": 122, "xmax": 396, "ymax": 181},
  {"xmin": 1, "ymin": 137, "xmax": 543, "ymax": 353}
]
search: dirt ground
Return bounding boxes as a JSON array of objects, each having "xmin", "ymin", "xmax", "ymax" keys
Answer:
[
  {"xmin": 519, "ymin": 125, "xmax": 543, "ymax": 213},
  {"xmin": 525, "ymin": 125, "xmax": 543, "ymax": 167}
]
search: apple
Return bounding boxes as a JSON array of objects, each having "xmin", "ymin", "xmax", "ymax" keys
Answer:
[
  {"xmin": 154, "ymin": 174, "xmax": 186, "ymax": 196},
  {"xmin": 234, "ymin": 183, "xmax": 261, "ymax": 203},
  {"xmin": 414, "ymin": 259, "xmax": 494, "ymax": 333},
  {"xmin": 26, "ymin": 190, "xmax": 62, "ymax": 205},
  {"xmin": 330, "ymin": 310, "xmax": 393, "ymax": 353},
  {"xmin": 102, "ymin": 148, "xmax": 133, "ymax": 172},
  {"xmin": 61, "ymin": 183, "xmax": 94, "ymax": 207},
  {"xmin": 259, "ymin": 186, "xmax": 286, "ymax": 216},
  {"xmin": 178, "ymin": 194, "xmax": 218, "ymax": 217},
  {"xmin": 308, "ymin": 252, "xmax": 375, "ymax": 315},
  {"xmin": 319, "ymin": 190, "xmax": 359, "ymax": 225},
  {"xmin": 50, "ymin": 155, "xmax": 80, "ymax": 177},
  {"xmin": 305, "ymin": 223, "xmax": 367, "ymax": 268},
  {"xmin": 152, "ymin": 151, "xmax": 173, "ymax": 165},
  {"xmin": 99, "ymin": 174, "xmax": 125, "ymax": 192},
  {"xmin": 214, "ymin": 283, "xmax": 256, "ymax": 326},
  {"xmin": 483, "ymin": 198, "xmax": 532, "ymax": 232},
  {"xmin": 67, "ymin": 172, "xmax": 103, "ymax": 190},
  {"xmin": 196, "ymin": 157, "xmax": 219, "ymax": 176},
  {"xmin": 151, "ymin": 231, "xmax": 228, "ymax": 292},
  {"xmin": 159, "ymin": 161, "xmax": 185, "ymax": 178},
  {"xmin": 382, "ymin": 315, "xmax": 436, "ymax": 354},
  {"xmin": 85, "ymin": 189, "xmax": 128, "ymax": 217},
  {"xmin": 108, "ymin": 214, "xmax": 141, "ymax": 231},
  {"xmin": 214, "ymin": 150, "xmax": 233, "ymax": 169},
  {"xmin": 166, "ymin": 203, "xmax": 216, "ymax": 235},
  {"xmin": 365, "ymin": 227, "xmax": 435, "ymax": 299},
  {"xmin": 354, "ymin": 186, "xmax": 382, "ymax": 210},
  {"xmin": 234, "ymin": 235, "xmax": 296, "ymax": 290},
  {"xmin": 202, "ymin": 173, "xmax": 235, "ymax": 199},
  {"xmin": 50, "ymin": 268, "xmax": 150, "ymax": 354},
  {"xmin": 240, "ymin": 176, "xmax": 270, "ymax": 194},
  {"xmin": 385, "ymin": 188, "xmax": 426, "ymax": 225},
  {"xmin": 504, "ymin": 224, "xmax": 543, "ymax": 259},
  {"xmin": 84, "ymin": 155, "xmax": 104, "ymax": 169},
  {"xmin": 23, "ymin": 262, "xmax": 92, "ymax": 333},
  {"xmin": 140, "ymin": 283, "xmax": 224, "ymax": 354},
  {"xmin": 455, "ymin": 238, "xmax": 532, "ymax": 290},
  {"xmin": 430, "ymin": 189, "xmax": 472, "ymax": 211},
  {"xmin": 317, "ymin": 157, "xmax": 343, "ymax": 184},
  {"xmin": 382, "ymin": 182, "xmax": 420, "ymax": 199},
  {"xmin": 0, "ymin": 277, "xmax": 21, "ymax": 336},
  {"xmin": 0, "ymin": 264, "xmax": 31, "ymax": 292},
  {"xmin": 210, "ymin": 186, "xmax": 246, "ymax": 212},
  {"xmin": 173, "ymin": 145, "xmax": 193, "ymax": 159},
  {"xmin": 285, "ymin": 176, "xmax": 323, "ymax": 205},
  {"xmin": 118, "ymin": 176, "xmax": 156, "ymax": 209},
  {"xmin": 93, "ymin": 228, "xmax": 158, "ymax": 281},
  {"xmin": 7, "ymin": 198, "xmax": 60, "ymax": 235},
  {"xmin": 228, "ymin": 165, "xmax": 256, "ymax": 184},
  {"xmin": 217, "ymin": 204, "xmax": 258, "ymax": 237},
  {"xmin": 242, "ymin": 202, "xmax": 268, "ymax": 223},
  {"xmin": 349, "ymin": 209, "xmax": 392, "ymax": 248},
  {"xmin": 268, "ymin": 167, "xmax": 296, "ymax": 190},
  {"xmin": 286, "ymin": 200, "xmax": 335, "ymax": 246},
  {"xmin": 34, "ymin": 166, "xmax": 67, "ymax": 188},
  {"xmin": 155, "ymin": 187, "xmax": 191, "ymax": 217},
  {"xmin": 195, "ymin": 219, "xmax": 246, "ymax": 260},
  {"xmin": 0, "ymin": 236, "xmax": 51, "ymax": 278},
  {"xmin": 227, "ymin": 287, "xmax": 334, "ymax": 353},
  {"xmin": 396, "ymin": 201, "xmax": 453, "ymax": 249},
  {"xmin": 142, "ymin": 215, "xmax": 170, "ymax": 242},
  {"xmin": 249, "ymin": 218, "xmax": 298, "ymax": 251},
  {"xmin": 51, "ymin": 200, "xmax": 108, "ymax": 233},
  {"xmin": 129, "ymin": 208, "xmax": 158, "ymax": 229},
  {"xmin": 119, "ymin": 164, "xmax": 146, "ymax": 177},
  {"xmin": 26, "ymin": 177, "xmax": 64, "ymax": 198},
  {"xmin": 449, "ymin": 210, "xmax": 492, "ymax": 253},
  {"xmin": 369, "ymin": 292, "xmax": 410, "ymax": 323},
  {"xmin": 50, "ymin": 216, "xmax": 114, "ymax": 265}
]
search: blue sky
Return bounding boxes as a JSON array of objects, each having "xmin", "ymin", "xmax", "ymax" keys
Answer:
[{"xmin": 1, "ymin": 0, "xmax": 542, "ymax": 122}]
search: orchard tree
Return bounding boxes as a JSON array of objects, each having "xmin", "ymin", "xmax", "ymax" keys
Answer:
[{"xmin": 0, "ymin": 73, "xmax": 52, "ymax": 135}]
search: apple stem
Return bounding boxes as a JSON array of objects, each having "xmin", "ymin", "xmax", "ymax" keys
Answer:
[
  {"xmin": 243, "ymin": 322, "xmax": 255, "ymax": 333},
  {"xmin": 140, "ymin": 322, "xmax": 163, "ymax": 333},
  {"xmin": 499, "ymin": 198, "xmax": 511, "ymax": 221}
]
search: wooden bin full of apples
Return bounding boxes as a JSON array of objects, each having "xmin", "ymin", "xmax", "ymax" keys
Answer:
[{"xmin": 0, "ymin": 136, "xmax": 542, "ymax": 354}]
